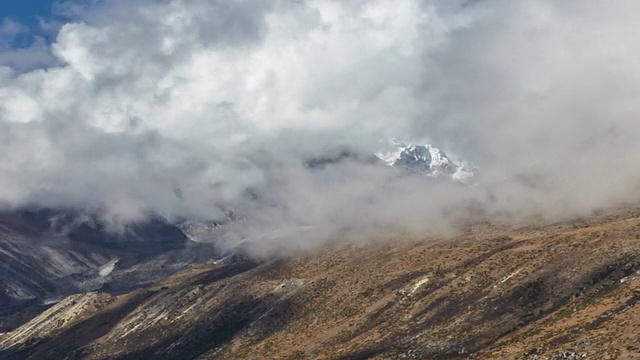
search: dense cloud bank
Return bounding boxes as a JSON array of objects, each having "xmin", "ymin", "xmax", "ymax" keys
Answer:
[{"xmin": 1, "ymin": 0, "xmax": 639, "ymax": 254}]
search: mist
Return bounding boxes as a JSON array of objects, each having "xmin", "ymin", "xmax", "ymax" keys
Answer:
[{"xmin": 1, "ymin": 0, "xmax": 639, "ymax": 255}]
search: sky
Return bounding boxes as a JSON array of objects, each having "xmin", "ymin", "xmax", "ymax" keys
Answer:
[
  {"xmin": 1, "ymin": 0, "xmax": 639, "ymax": 256},
  {"xmin": 0, "ymin": 0, "xmax": 59, "ymax": 71},
  {"xmin": 0, "ymin": 0, "xmax": 97, "ymax": 71},
  {"xmin": 0, "ymin": 0, "xmax": 57, "ymax": 26}
]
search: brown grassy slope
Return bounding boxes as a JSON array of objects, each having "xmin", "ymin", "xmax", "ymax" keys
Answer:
[{"xmin": 2, "ymin": 207, "xmax": 640, "ymax": 359}]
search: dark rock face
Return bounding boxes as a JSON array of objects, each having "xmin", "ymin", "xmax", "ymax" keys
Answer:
[
  {"xmin": 66, "ymin": 218, "xmax": 188, "ymax": 252},
  {"xmin": 304, "ymin": 148, "xmax": 381, "ymax": 170}
]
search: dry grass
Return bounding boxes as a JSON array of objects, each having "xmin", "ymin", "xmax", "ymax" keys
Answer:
[{"xmin": 3, "ymin": 206, "xmax": 640, "ymax": 359}]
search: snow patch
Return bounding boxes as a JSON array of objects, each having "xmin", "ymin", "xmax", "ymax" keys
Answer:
[
  {"xmin": 409, "ymin": 276, "xmax": 430, "ymax": 295},
  {"xmin": 500, "ymin": 268, "xmax": 522, "ymax": 284},
  {"xmin": 99, "ymin": 258, "xmax": 119, "ymax": 277},
  {"xmin": 401, "ymin": 275, "xmax": 430, "ymax": 301},
  {"xmin": 42, "ymin": 297, "xmax": 63, "ymax": 305}
]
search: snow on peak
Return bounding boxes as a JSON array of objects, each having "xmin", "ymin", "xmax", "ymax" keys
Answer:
[{"xmin": 375, "ymin": 140, "xmax": 473, "ymax": 182}]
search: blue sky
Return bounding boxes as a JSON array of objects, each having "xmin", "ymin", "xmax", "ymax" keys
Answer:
[
  {"xmin": 0, "ymin": 0, "xmax": 83, "ymax": 71},
  {"xmin": 0, "ymin": 0, "xmax": 58, "ymax": 29},
  {"xmin": 0, "ymin": 0, "xmax": 103, "ymax": 44}
]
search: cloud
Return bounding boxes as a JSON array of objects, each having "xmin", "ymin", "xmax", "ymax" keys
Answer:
[
  {"xmin": 420, "ymin": 0, "xmax": 640, "ymax": 216},
  {"xmin": 0, "ymin": 18, "xmax": 57, "ymax": 72},
  {"xmin": 0, "ymin": 0, "xmax": 639, "ymax": 255}
]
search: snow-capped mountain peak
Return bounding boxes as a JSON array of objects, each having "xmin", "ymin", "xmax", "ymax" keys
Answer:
[{"xmin": 375, "ymin": 140, "xmax": 473, "ymax": 182}]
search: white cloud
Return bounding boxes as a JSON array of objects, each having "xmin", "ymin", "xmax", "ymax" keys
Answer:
[{"xmin": 1, "ymin": 0, "xmax": 640, "ymax": 254}]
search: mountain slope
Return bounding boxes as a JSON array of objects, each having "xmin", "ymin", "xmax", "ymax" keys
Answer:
[
  {"xmin": 0, "ymin": 210, "xmax": 221, "ymax": 332},
  {"xmin": 2, "ymin": 207, "xmax": 640, "ymax": 359}
]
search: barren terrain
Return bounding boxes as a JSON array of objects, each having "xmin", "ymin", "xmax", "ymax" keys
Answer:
[{"xmin": 2, "ymin": 207, "xmax": 640, "ymax": 359}]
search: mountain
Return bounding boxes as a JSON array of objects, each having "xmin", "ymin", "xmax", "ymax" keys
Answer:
[
  {"xmin": 0, "ymin": 140, "xmax": 472, "ymax": 334},
  {"xmin": 179, "ymin": 141, "xmax": 474, "ymax": 243},
  {"xmin": 1, "ymin": 206, "xmax": 640, "ymax": 359},
  {"xmin": 0, "ymin": 210, "xmax": 222, "ymax": 332},
  {"xmin": 303, "ymin": 140, "xmax": 475, "ymax": 182},
  {"xmin": 375, "ymin": 140, "xmax": 474, "ymax": 182}
]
